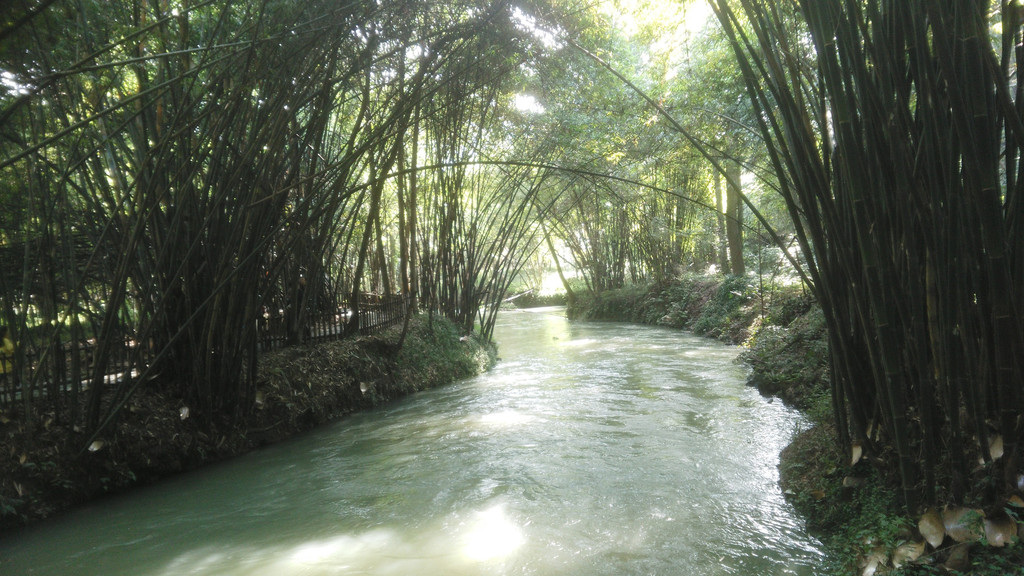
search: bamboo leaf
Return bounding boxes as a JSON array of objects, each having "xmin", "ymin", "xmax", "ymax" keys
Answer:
[
  {"xmin": 892, "ymin": 540, "xmax": 925, "ymax": 568},
  {"xmin": 943, "ymin": 543, "xmax": 971, "ymax": 572},
  {"xmin": 842, "ymin": 476, "xmax": 866, "ymax": 488},
  {"xmin": 858, "ymin": 546, "xmax": 887, "ymax": 576},
  {"xmin": 989, "ymin": 435, "xmax": 1004, "ymax": 460},
  {"xmin": 942, "ymin": 507, "xmax": 984, "ymax": 543},
  {"xmin": 983, "ymin": 516, "xmax": 1017, "ymax": 547},
  {"xmin": 918, "ymin": 508, "xmax": 945, "ymax": 549}
]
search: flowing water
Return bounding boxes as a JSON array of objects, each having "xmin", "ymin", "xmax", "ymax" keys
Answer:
[{"xmin": 0, "ymin": 307, "xmax": 825, "ymax": 575}]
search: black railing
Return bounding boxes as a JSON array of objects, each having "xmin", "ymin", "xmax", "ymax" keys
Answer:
[
  {"xmin": 256, "ymin": 294, "xmax": 409, "ymax": 351},
  {"xmin": 0, "ymin": 338, "xmax": 151, "ymax": 409},
  {"xmin": 0, "ymin": 294, "xmax": 410, "ymax": 409}
]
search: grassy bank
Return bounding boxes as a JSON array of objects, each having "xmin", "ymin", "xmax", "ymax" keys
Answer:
[
  {"xmin": 568, "ymin": 274, "xmax": 1023, "ymax": 575},
  {"xmin": 0, "ymin": 314, "xmax": 494, "ymax": 533},
  {"xmin": 567, "ymin": 274, "xmax": 811, "ymax": 346}
]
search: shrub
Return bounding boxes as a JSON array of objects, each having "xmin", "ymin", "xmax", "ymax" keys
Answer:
[{"xmin": 741, "ymin": 305, "xmax": 829, "ymax": 412}]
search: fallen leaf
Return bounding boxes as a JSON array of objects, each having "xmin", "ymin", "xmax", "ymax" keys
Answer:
[
  {"xmin": 851, "ymin": 443, "xmax": 863, "ymax": 466},
  {"xmin": 1008, "ymin": 495, "xmax": 1024, "ymax": 508},
  {"xmin": 919, "ymin": 508, "xmax": 945, "ymax": 549},
  {"xmin": 983, "ymin": 515, "xmax": 1018, "ymax": 547},
  {"xmin": 810, "ymin": 489, "xmax": 826, "ymax": 500},
  {"xmin": 943, "ymin": 506, "xmax": 984, "ymax": 543},
  {"xmin": 859, "ymin": 545, "xmax": 887, "ymax": 576},
  {"xmin": 892, "ymin": 539, "xmax": 926, "ymax": 567},
  {"xmin": 88, "ymin": 440, "xmax": 105, "ymax": 452},
  {"xmin": 19, "ymin": 453, "xmax": 26, "ymax": 465},
  {"xmin": 943, "ymin": 543, "xmax": 971, "ymax": 572},
  {"xmin": 989, "ymin": 435, "xmax": 1004, "ymax": 460},
  {"xmin": 866, "ymin": 420, "xmax": 881, "ymax": 441},
  {"xmin": 843, "ymin": 476, "xmax": 866, "ymax": 488},
  {"xmin": 179, "ymin": 406, "xmax": 190, "ymax": 420}
]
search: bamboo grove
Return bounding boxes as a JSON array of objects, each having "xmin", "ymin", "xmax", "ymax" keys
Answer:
[
  {"xmin": 713, "ymin": 0, "xmax": 1024, "ymax": 512},
  {"xmin": 1, "ymin": 0, "xmax": 743, "ymax": 450},
  {"xmin": 0, "ymin": 0, "xmax": 568, "ymax": 442},
  {"xmin": 10, "ymin": 0, "xmax": 1013, "ymax": 520}
]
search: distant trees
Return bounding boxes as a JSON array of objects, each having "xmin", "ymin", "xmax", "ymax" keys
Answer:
[
  {"xmin": 713, "ymin": 0, "xmax": 1024, "ymax": 511},
  {"xmin": 505, "ymin": 0, "xmax": 788, "ymax": 297},
  {"xmin": 509, "ymin": 3, "xmax": 728, "ymax": 292}
]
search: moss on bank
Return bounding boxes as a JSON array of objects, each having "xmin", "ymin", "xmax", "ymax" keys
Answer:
[
  {"xmin": 0, "ymin": 315, "xmax": 494, "ymax": 534},
  {"xmin": 567, "ymin": 274, "xmax": 765, "ymax": 345}
]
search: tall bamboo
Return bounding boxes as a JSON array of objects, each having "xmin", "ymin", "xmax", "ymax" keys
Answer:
[{"xmin": 712, "ymin": 0, "xmax": 1024, "ymax": 510}]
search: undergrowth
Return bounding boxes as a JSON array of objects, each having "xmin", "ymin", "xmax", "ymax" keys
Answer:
[
  {"xmin": 740, "ymin": 301, "xmax": 829, "ymax": 411},
  {"xmin": 568, "ymin": 273, "xmax": 761, "ymax": 345},
  {"xmin": 393, "ymin": 315, "xmax": 496, "ymax": 387}
]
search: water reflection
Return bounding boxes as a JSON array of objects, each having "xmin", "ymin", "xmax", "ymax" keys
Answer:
[
  {"xmin": 462, "ymin": 503, "xmax": 524, "ymax": 561},
  {"xmin": 147, "ymin": 501, "xmax": 525, "ymax": 575},
  {"xmin": 477, "ymin": 410, "xmax": 535, "ymax": 427},
  {"xmin": 0, "ymin": 307, "xmax": 824, "ymax": 575}
]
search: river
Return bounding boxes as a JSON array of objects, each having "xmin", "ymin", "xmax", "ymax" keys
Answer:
[{"xmin": 0, "ymin": 307, "xmax": 825, "ymax": 575}]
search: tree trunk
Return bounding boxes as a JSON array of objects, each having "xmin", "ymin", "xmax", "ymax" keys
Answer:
[
  {"xmin": 715, "ymin": 170, "xmax": 729, "ymax": 273},
  {"xmin": 725, "ymin": 161, "xmax": 744, "ymax": 276}
]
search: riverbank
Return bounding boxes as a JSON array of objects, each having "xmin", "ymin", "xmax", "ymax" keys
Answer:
[
  {"xmin": 0, "ymin": 314, "xmax": 495, "ymax": 534},
  {"xmin": 567, "ymin": 275, "xmax": 1024, "ymax": 575},
  {"xmin": 565, "ymin": 274, "xmax": 828, "ymax": 410}
]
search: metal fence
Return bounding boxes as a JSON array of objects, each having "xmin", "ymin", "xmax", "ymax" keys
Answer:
[
  {"xmin": 0, "ymin": 294, "xmax": 410, "ymax": 409},
  {"xmin": 0, "ymin": 339, "xmax": 147, "ymax": 409},
  {"xmin": 256, "ymin": 294, "xmax": 410, "ymax": 351}
]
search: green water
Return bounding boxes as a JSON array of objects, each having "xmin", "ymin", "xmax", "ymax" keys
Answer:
[{"xmin": 0, "ymin": 308, "xmax": 824, "ymax": 575}]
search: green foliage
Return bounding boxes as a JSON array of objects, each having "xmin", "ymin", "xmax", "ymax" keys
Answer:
[
  {"xmin": 688, "ymin": 274, "xmax": 751, "ymax": 337},
  {"xmin": 517, "ymin": 2, "xmax": 735, "ymax": 289},
  {"xmin": 568, "ymin": 284, "xmax": 648, "ymax": 322},
  {"xmin": 779, "ymin": 424, "xmax": 919, "ymax": 575},
  {"xmin": 741, "ymin": 304, "xmax": 829, "ymax": 413},
  {"xmin": 394, "ymin": 316, "xmax": 496, "ymax": 388},
  {"xmin": 568, "ymin": 272, "xmax": 770, "ymax": 344},
  {"xmin": 945, "ymin": 545, "xmax": 1024, "ymax": 576},
  {"xmin": 823, "ymin": 477, "xmax": 910, "ymax": 575},
  {"xmin": 506, "ymin": 291, "xmax": 568, "ymax": 309},
  {"xmin": 641, "ymin": 273, "xmax": 757, "ymax": 343},
  {"xmin": 636, "ymin": 274, "xmax": 715, "ymax": 326},
  {"xmin": 759, "ymin": 284, "xmax": 815, "ymax": 328}
]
